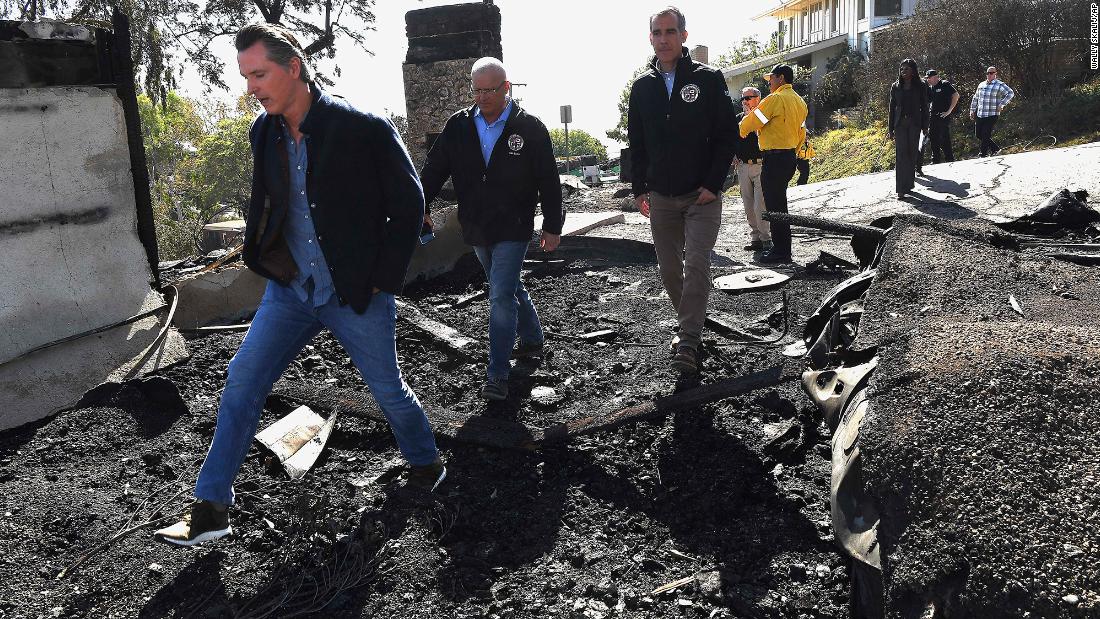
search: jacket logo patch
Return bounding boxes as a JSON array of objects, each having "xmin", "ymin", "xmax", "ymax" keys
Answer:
[
  {"xmin": 507, "ymin": 134, "xmax": 525, "ymax": 152},
  {"xmin": 680, "ymin": 84, "xmax": 700, "ymax": 103}
]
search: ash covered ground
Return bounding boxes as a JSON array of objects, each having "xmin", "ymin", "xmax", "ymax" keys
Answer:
[{"xmin": 0, "ymin": 183, "xmax": 864, "ymax": 618}]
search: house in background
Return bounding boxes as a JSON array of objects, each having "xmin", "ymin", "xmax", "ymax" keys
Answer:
[{"xmin": 724, "ymin": 0, "xmax": 919, "ymax": 127}]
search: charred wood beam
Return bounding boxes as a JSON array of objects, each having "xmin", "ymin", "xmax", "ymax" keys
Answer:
[
  {"xmin": 762, "ymin": 212, "xmax": 887, "ymax": 240},
  {"xmin": 536, "ymin": 363, "xmax": 793, "ymax": 445}
]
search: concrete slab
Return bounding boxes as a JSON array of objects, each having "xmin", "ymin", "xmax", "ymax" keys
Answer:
[
  {"xmin": 0, "ymin": 300, "xmax": 188, "ymax": 430},
  {"xmin": 1, "ymin": 86, "xmax": 189, "ymax": 430},
  {"xmin": 0, "ymin": 87, "xmax": 161, "ymax": 363},
  {"xmin": 536, "ymin": 210, "xmax": 626, "ymax": 237},
  {"xmin": 172, "ymin": 265, "xmax": 267, "ymax": 330},
  {"xmin": 405, "ymin": 205, "xmax": 465, "ymax": 285}
]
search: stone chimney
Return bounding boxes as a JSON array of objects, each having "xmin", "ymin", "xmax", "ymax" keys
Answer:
[
  {"xmin": 402, "ymin": 3, "xmax": 503, "ymax": 167},
  {"xmin": 690, "ymin": 45, "xmax": 709, "ymax": 65}
]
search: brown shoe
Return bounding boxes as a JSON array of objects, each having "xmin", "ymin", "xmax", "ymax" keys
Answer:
[
  {"xmin": 407, "ymin": 457, "xmax": 447, "ymax": 492},
  {"xmin": 670, "ymin": 345, "xmax": 699, "ymax": 373}
]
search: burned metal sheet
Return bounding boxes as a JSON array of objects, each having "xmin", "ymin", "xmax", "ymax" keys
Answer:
[
  {"xmin": 803, "ymin": 357, "xmax": 878, "ymax": 431},
  {"xmin": 714, "ymin": 269, "xmax": 790, "ymax": 293}
]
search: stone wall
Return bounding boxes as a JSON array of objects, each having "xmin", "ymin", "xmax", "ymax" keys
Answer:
[
  {"xmin": 402, "ymin": 2, "xmax": 502, "ymax": 167},
  {"xmin": 402, "ymin": 58, "xmax": 476, "ymax": 167}
]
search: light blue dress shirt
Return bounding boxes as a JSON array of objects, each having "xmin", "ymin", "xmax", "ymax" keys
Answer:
[
  {"xmin": 280, "ymin": 120, "xmax": 335, "ymax": 308},
  {"xmin": 661, "ymin": 70, "xmax": 675, "ymax": 98},
  {"xmin": 473, "ymin": 98, "xmax": 514, "ymax": 166}
]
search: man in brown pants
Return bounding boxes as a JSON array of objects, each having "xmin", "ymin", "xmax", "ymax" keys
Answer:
[{"xmin": 627, "ymin": 6, "xmax": 736, "ymax": 373}]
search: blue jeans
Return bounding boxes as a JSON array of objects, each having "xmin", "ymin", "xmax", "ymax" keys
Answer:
[
  {"xmin": 194, "ymin": 281, "xmax": 439, "ymax": 505},
  {"xmin": 473, "ymin": 241, "xmax": 544, "ymax": 380}
]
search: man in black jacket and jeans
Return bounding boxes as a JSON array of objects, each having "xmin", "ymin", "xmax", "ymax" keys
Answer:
[
  {"xmin": 420, "ymin": 57, "xmax": 564, "ymax": 402},
  {"xmin": 628, "ymin": 6, "xmax": 736, "ymax": 374},
  {"xmin": 155, "ymin": 24, "xmax": 444, "ymax": 548}
]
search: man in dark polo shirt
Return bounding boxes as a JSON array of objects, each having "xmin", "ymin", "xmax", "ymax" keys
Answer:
[{"xmin": 925, "ymin": 69, "xmax": 960, "ymax": 164}]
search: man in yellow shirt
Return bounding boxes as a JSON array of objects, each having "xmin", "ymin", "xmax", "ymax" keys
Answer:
[{"xmin": 738, "ymin": 64, "xmax": 808, "ymax": 263}]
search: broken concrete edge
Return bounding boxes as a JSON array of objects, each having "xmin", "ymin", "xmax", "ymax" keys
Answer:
[{"xmin": 0, "ymin": 311, "xmax": 190, "ymax": 431}]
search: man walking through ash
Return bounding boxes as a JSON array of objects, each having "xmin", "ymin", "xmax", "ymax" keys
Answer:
[
  {"xmin": 155, "ymin": 24, "xmax": 444, "ymax": 547},
  {"xmin": 628, "ymin": 6, "xmax": 736, "ymax": 374},
  {"xmin": 419, "ymin": 57, "xmax": 563, "ymax": 402}
]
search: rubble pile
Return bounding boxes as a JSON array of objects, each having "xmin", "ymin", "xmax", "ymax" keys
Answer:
[{"xmin": 841, "ymin": 217, "xmax": 1100, "ymax": 617}]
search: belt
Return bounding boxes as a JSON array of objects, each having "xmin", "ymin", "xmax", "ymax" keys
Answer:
[{"xmin": 739, "ymin": 158, "xmax": 762, "ymax": 165}]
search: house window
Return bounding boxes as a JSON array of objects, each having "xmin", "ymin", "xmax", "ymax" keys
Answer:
[
  {"xmin": 831, "ymin": 0, "xmax": 839, "ymax": 32},
  {"xmin": 874, "ymin": 0, "xmax": 902, "ymax": 15},
  {"xmin": 777, "ymin": 21, "xmax": 786, "ymax": 50},
  {"xmin": 811, "ymin": 3, "xmax": 823, "ymax": 32},
  {"xmin": 858, "ymin": 0, "xmax": 866, "ymax": 20},
  {"xmin": 801, "ymin": 9, "xmax": 809, "ymax": 43}
]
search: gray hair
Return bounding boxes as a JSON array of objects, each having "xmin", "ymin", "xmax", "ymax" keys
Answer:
[
  {"xmin": 741, "ymin": 86, "xmax": 761, "ymax": 97},
  {"xmin": 650, "ymin": 6, "xmax": 686, "ymax": 31},
  {"xmin": 471, "ymin": 57, "xmax": 507, "ymax": 81},
  {"xmin": 235, "ymin": 23, "xmax": 312, "ymax": 83}
]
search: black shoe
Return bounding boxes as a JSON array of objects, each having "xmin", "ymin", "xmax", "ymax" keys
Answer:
[
  {"xmin": 154, "ymin": 500, "xmax": 231, "ymax": 547},
  {"xmin": 758, "ymin": 249, "xmax": 792, "ymax": 264},
  {"xmin": 670, "ymin": 345, "xmax": 699, "ymax": 374},
  {"xmin": 481, "ymin": 377, "xmax": 508, "ymax": 401},
  {"xmin": 407, "ymin": 457, "xmax": 447, "ymax": 492},
  {"xmin": 743, "ymin": 240, "xmax": 765, "ymax": 251},
  {"xmin": 512, "ymin": 340, "xmax": 544, "ymax": 359}
]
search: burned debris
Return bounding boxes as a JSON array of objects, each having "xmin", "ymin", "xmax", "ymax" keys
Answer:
[
  {"xmin": 798, "ymin": 210, "xmax": 1100, "ymax": 617},
  {"xmin": 3, "ymin": 8, "xmax": 1100, "ymax": 619}
]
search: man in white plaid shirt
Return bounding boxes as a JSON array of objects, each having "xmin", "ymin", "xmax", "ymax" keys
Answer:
[{"xmin": 969, "ymin": 66, "xmax": 1014, "ymax": 157}]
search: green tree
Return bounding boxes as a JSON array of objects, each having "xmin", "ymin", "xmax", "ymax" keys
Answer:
[
  {"xmin": 812, "ymin": 44, "xmax": 865, "ymax": 115},
  {"xmin": 177, "ymin": 98, "xmax": 256, "ymax": 224},
  {"xmin": 136, "ymin": 92, "xmax": 259, "ymax": 259},
  {"xmin": 549, "ymin": 128, "xmax": 608, "ymax": 163},
  {"xmin": 606, "ymin": 65, "xmax": 648, "ymax": 144},
  {"xmin": 138, "ymin": 92, "xmax": 205, "ymax": 184}
]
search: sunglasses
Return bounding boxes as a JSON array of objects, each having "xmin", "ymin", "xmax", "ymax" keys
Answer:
[
  {"xmin": 740, "ymin": 95, "xmax": 759, "ymax": 101},
  {"xmin": 986, "ymin": 71, "xmax": 997, "ymax": 75}
]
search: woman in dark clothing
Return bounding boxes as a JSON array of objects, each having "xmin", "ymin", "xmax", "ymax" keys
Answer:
[{"xmin": 888, "ymin": 58, "xmax": 930, "ymax": 198}]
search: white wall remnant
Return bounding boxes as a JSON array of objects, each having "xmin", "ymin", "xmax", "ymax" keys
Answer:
[{"xmin": 0, "ymin": 84, "xmax": 187, "ymax": 430}]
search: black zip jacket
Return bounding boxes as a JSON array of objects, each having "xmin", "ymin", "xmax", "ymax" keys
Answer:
[
  {"xmin": 888, "ymin": 80, "xmax": 930, "ymax": 133},
  {"xmin": 242, "ymin": 86, "xmax": 424, "ymax": 313},
  {"xmin": 420, "ymin": 103, "xmax": 564, "ymax": 247},
  {"xmin": 733, "ymin": 112, "xmax": 763, "ymax": 161},
  {"xmin": 627, "ymin": 47, "xmax": 737, "ymax": 198}
]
